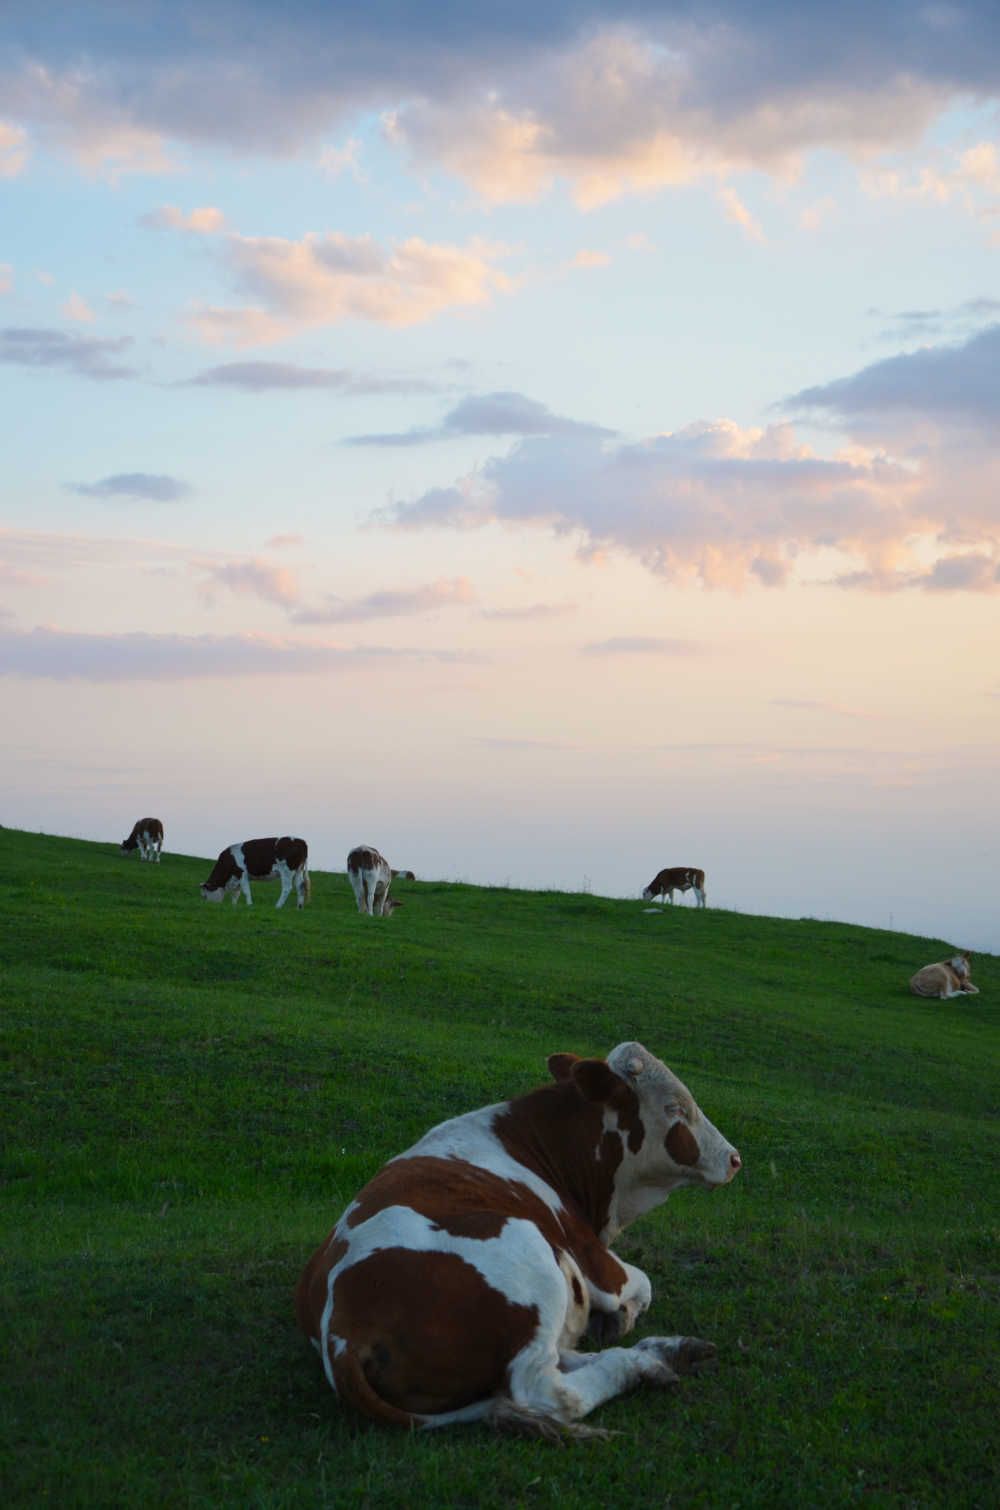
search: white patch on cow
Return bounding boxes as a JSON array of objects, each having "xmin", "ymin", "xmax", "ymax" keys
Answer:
[{"xmin": 401, "ymin": 1105, "xmax": 569, "ymax": 1221}]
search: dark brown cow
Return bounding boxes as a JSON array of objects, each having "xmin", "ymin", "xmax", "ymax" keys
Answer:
[
  {"xmin": 642, "ymin": 866, "xmax": 706, "ymax": 908},
  {"xmin": 121, "ymin": 817, "xmax": 163, "ymax": 863},
  {"xmin": 296, "ymin": 1041, "xmax": 741, "ymax": 1437},
  {"xmin": 200, "ymin": 836, "xmax": 309, "ymax": 909},
  {"xmin": 346, "ymin": 845, "xmax": 414, "ymax": 915}
]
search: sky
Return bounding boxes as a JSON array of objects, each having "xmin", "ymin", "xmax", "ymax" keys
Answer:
[{"xmin": 1, "ymin": 1, "xmax": 998, "ymax": 954}]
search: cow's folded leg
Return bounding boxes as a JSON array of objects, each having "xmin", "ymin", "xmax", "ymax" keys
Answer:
[{"xmin": 517, "ymin": 1340, "xmax": 683, "ymax": 1423}]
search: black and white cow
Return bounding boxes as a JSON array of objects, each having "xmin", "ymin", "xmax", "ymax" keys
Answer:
[{"xmin": 200, "ymin": 836, "xmax": 309, "ymax": 909}]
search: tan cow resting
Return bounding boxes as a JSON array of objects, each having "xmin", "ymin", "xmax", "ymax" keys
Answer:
[
  {"xmin": 346, "ymin": 845, "xmax": 413, "ymax": 916},
  {"xmin": 200, "ymin": 836, "xmax": 310, "ymax": 909},
  {"xmin": 909, "ymin": 951, "xmax": 980, "ymax": 1000},
  {"xmin": 296, "ymin": 1041, "xmax": 741, "ymax": 1438},
  {"xmin": 121, "ymin": 817, "xmax": 163, "ymax": 862}
]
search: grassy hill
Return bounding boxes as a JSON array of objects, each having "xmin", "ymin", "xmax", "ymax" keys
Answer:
[{"xmin": 1, "ymin": 825, "xmax": 997, "ymax": 1508}]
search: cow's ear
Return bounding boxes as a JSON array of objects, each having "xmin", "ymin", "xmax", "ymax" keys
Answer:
[
  {"xmin": 548, "ymin": 1052, "xmax": 581, "ymax": 1082},
  {"xmin": 571, "ymin": 1058, "xmax": 624, "ymax": 1103}
]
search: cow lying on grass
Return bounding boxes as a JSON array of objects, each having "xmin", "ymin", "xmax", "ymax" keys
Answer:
[
  {"xmin": 121, "ymin": 817, "xmax": 163, "ymax": 862},
  {"xmin": 910, "ymin": 951, "xmax": 980, "ymax": 1000},
  {"xmin": 296, "ymin": 1040, "xmax": 741, "ymax": 1438},
  {"xmin": 200, "ymin": 836, "xmax": 310, "ymax": 909}
]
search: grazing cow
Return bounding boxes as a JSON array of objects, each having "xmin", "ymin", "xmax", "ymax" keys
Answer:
[
  {"xmin": 346, "ymin": 845, "xmax": 414, "ymax": 916},
  {"xmin": 121, "ymin": 817, "xmax": 163, "ymax": 863},
  {"xmin": 642, "ymin": 867, "xmax": 706, "ymax": 908},
  {"xmin": 200, "ymin": 836, "xmax": 309, "ymax": 909},
  {"xmin": 296, "ymin": 1040, "xmax": 741, "ymax": 1438},
  {"xmin": 909, "ymin": 951, "xmax": 980, "ymax": 1000}
]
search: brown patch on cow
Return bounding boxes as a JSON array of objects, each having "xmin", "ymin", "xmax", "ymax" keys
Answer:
[
  {"xmin": 201, "ymin": 845, "xmax": 240, "ymax": 892},
  {"xmin": 493, "ymin": 1080, "xmax": 639, "ymax": 1259},
  {"xmin": 571, "ymin": 1274, "xmax": 584, "ymax": 1307},
  {"xmin": 331, "ymin": 1247, "xmax": 539, "ymax": 1415},
  {"xmin": 347, "ymin": 846, "xmax": 382, "ymax": 873},
  {"xmin": 335, "ymin": 1149, "xmax": 632, "ymax": 1306},
  {"xmin": 242, "ymin": 836, "xmax": 307, "ymax": 876},
  {"xmin": 344, "ymin": 1156, "xmax": 545, "ymax": 1240},
  {"xmin": 665, "ymin": 1120, "xmax": 700, "ymax": 1167},
  {"xmin": 295, "ymin": 1234, "xmax": 349, "ymax": 1338}
]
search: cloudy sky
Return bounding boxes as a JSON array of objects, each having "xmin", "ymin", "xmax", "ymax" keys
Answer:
[{"xmin": 2, "ymin": 1, "xmax": 998, "ymax": 951}]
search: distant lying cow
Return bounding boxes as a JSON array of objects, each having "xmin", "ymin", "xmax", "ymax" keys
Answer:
[
  {"xmin": 642, "ymin": 866, "xmax": 706, "ymax": 908},
  {"xmin": 910, "ymin": 951, "xmax": 979, "ymax": 1000},
  {"xmin": 296, "ymin": 1040, "xmax": 741, "ymax": 1438},
  {"xmin": 200, "ymin": 836, "xmax": 310, "ymax": 909},
  {"xmin": 346, "ymin": 845, "xmax": 413, "ymax": 916},
  {"xmin": 121, "ymin": 817, "xmax": 163, "ymax": 863}
]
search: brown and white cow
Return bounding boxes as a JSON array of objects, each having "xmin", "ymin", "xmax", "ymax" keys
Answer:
[
  {"xmin": 296, "ymin": 1040, "xmax": 741, "ymax": 1437},
  {"xmin": 200, "ymin": 836, "xmax": 310, "ymax": 909},
  {"xmin": 346, "ymin": 845, "xmax": 414, "ymax": 916},
  {"xmin": 642, "ymin": 867, "xmax": 706, "ymax": 908},
  {"xmin": 121, "ymin": 817, "xmax": 163, "ymax": 863},
  {"xmin": 909, "ymin": 951, "xmax": 980, "ymax": 1000}
]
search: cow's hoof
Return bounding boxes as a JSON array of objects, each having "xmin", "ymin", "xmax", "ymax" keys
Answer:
[
  {"xmin": 673, "ymin": 1337, "xmax": 718, "ymax": 1375},
  {"xmin": 633, "ymin": 1335, "xmax": 717, "ymax": 1377}
]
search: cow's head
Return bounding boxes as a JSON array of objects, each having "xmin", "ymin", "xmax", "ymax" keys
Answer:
[
  {"xmin": 549, "ymin": 1041, "xmax": 741, "ymax": 1234},
  {"xmin": 951, "ymin": 951, "xmax": 972, "ymax": 977},
  {"xmin": 200, "ymin": 883, "xmax": 226, "ymax": 903}
]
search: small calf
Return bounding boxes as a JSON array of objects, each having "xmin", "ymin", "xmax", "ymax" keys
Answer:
[
  {"xmin": 910, "ymin": 951, "xmax": 980, "ymax": 1000},
  {"xmin": 200, "ymin": 836, "xmax": 310, "ymax": 909},
  {"xmin": 121, "ymin": 817, "xmax": 163, "ymax": 863},
  {"xmin": 346, "ymin": 845, "xmax": 414, "ymax": 916}
]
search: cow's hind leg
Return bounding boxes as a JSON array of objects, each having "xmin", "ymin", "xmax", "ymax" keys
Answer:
[{"xmin": 499, "ymin": 1335, "xmax": 714, "ymax": 1438}]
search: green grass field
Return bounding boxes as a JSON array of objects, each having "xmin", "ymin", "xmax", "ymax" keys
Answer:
[{"xmin": 1, "ymin": 825, "xmax": 997, "ymax": 1508}]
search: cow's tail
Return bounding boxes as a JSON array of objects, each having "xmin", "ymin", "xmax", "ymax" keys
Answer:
[
  {"xmin": 329, "ymin": 1343, "xmax": 496, "ymax": 1431},
  {"xmin": 329, "ymin": 1344, "xmax": 424, "ymax": 1429}
]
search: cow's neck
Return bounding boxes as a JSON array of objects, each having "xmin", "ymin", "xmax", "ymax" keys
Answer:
[{"xmin": 493, "ymin": 1084, "xmax": 626, "ymax": 1241}]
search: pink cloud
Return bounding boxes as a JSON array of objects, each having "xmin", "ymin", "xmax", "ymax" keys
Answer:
[{"xmin": 196, "ymin": 558, "xmax": 301, "ymax": 607}]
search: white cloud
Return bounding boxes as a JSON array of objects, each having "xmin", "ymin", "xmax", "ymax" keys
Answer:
[
  {"xmin": 320, "ymin": 136, "xmax": 365, "ymax": 180},
  {"xmin": 0, "ymin": 625, "xmax": 479, "ymax": 681},
  {"xmin": 567, "ymin": 249, "xmax": 612, "ymax": 269},
  {"xmin": 717, "ymin": 185, "xmax": 766, "ymax": 243},
  {"xmin": 188, "ymin": 229, "xmax": 516, "ymax": 343},
  {"xmin": 141, "ymin": 204, "xmax": 225, "ymax": 233},
  {"xmin": 60, "ymin": 292, "xmax": 96, "ymax": 323},
  {"xmin": 0, "ymin": 120, "xmax": 28, "ymax": 176},
  {"xmin": 381, "ymin": 399, "xmax": 1000, "ymax": 593},
  {"xmin": 291, "ymin": 577, "xmax": 476, "ymax": 624},
  {"xmin": 196, "ymin": 558, "xmax": 301, "ymax": 607}
]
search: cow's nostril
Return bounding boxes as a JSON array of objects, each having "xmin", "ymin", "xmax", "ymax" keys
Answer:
[{"xmin": 730, "ymin": 1151, "xmax": 742, "ymax": 1171}]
